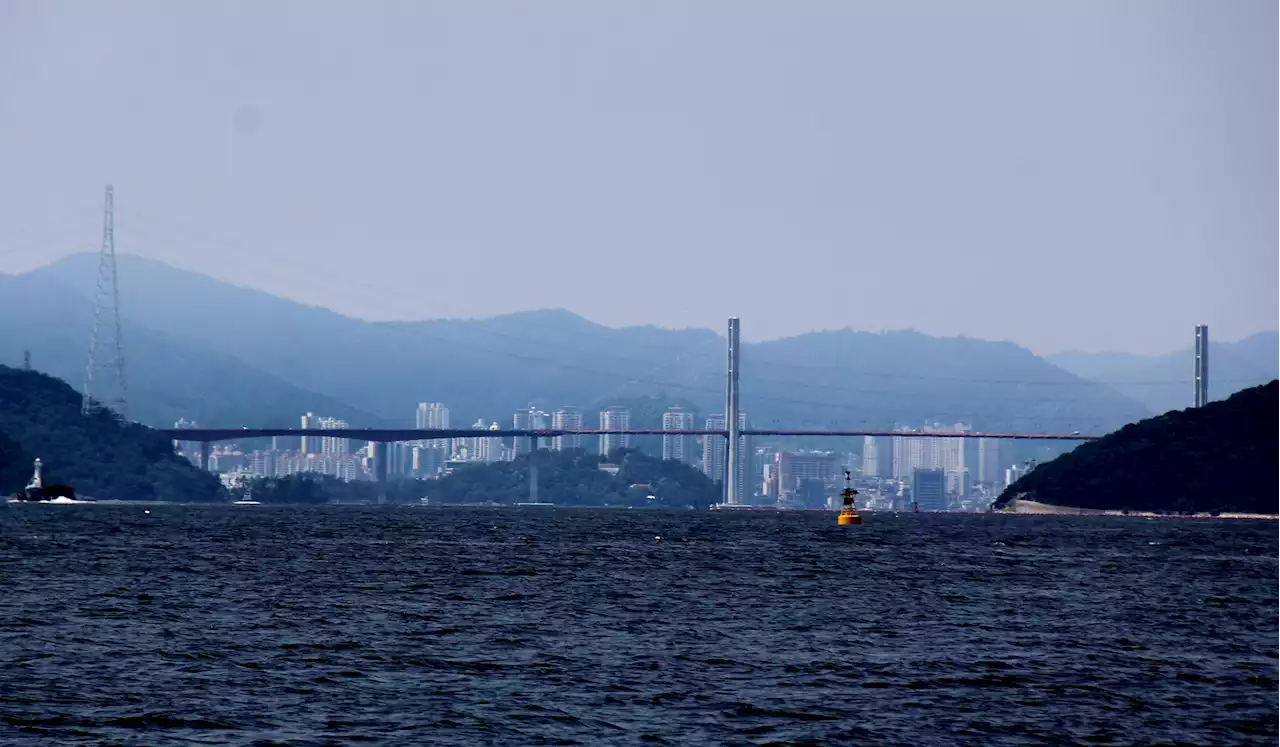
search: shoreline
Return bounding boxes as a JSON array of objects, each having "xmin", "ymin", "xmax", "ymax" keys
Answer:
[{"xmin": 998, "ymin": 498, "xmax": 1278, "ymax": 520}]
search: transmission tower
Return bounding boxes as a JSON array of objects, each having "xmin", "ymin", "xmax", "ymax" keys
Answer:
[{"xmin": 81, "ymin": 185, "xmax": 129, "ymax": 418}]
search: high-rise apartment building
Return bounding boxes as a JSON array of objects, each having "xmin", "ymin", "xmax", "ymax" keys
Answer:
[
  {"xmin": 513, "ymin": 407, "xmax": 550, "ymax": 455},
  {"xmin": 319, "ymin": 417, "xmax": 350, "ymax": 456},
  {"xmin": 978, "ymin": 438, "xmax": 1004, "ymax": 485},
  {"xmin": 599, "ymin": 407, "xmax": 631, "ymax": 457},
  {"xmin": 912, "ymin": 467, "xmax": 947, "ymax": 511},
  {"xmin": 300, "ymin": 412, "xmax": 320, "ymax": 455},
  {"xmin": 551, "ymin": 407, "xmax": 584, "ymax": 452},
  {"xmin": 415, "ymin": 402, "xmax": 450, "ymax": 430},
  {"xmin": 701, "ymin": 416, "xmax": 725, "ymax": 486},
  {"xmin": 861, "ymin": 435, "xmax": 892, "ymax": 478},
  {"xmin": 486, "ymin": 422, "xmax": 503, "ymax": 463},
  {"xmin": 415, "ymin": 402, "xmax": 450, "ymax": 452},
  {"xmin": 775, "ymin": 450, "xmax": 841, "ymax": 504},
  {"xmin": 300, "ymin": 412, "xmax": 349, "ymax": 456},
  {"xmin": 662, "ymin": 407, "xmax": 696, "ymax": 464},
  {"xmin": 248, "ymin": 449, "xmax": 275, "ymax": 478},
  {"xmin": 892, "ymin": 422, "xmax": 969, "ymax": 483}
]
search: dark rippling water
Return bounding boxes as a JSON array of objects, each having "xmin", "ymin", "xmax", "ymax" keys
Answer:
[{"xmin": 0, "ymin": 505, "xmax": 1276, "ymax": 746}]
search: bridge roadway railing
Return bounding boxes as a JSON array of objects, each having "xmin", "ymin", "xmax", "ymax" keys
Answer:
[{"xmin": 158, "ymin": 427, "xmax": 1101, "ymax": 443}]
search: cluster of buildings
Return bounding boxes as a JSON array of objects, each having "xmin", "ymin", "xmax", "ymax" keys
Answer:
[
  {"xmin": 174, "ymin": 405, "xmax": 1025, "ymax": 512},
  {"xmin": 857, "ymin": 424, "xmax": 1019, "ymax": 511}
]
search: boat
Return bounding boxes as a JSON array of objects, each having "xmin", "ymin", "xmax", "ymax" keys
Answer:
[
  {"xmin": 837, "ymin": 470, "xmax": 862, "ymax": 525},
  {"xmin": 10, "ymin": 458, "xmax": 79, "ymax": 503},
  {"xmin": 232, "ymin": 485, "xmax": 260, "ymax": 505}
]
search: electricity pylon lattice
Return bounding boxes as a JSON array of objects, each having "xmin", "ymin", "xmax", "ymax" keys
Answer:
[{"xmin": 81, "ymin": 185, "xmax": 128, "ymax": 419}]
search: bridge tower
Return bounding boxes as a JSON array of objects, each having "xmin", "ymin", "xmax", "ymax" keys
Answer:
[
  {"xmin": 1193, "ymin": 325, "xmax": 1208, "ymax": 408},
  {"xmin": 725, "ymin": 317, "xmax": 741, "ymax": 505},
  {"xmin": 372, "ymin": 441, "xmax": 388, "ymax": 504},
  {"xmin": 82, "ymin": 185, "xmax": 129, "ymax": 418}
]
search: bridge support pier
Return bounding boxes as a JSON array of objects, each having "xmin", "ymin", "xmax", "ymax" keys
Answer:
[
  {"xmin": 373, "ymin": 441, "xmax": 388, "ymax": 504},
  {"xmin": 199, "ymin": 441, "xmax": 210, "ymax": 472}
]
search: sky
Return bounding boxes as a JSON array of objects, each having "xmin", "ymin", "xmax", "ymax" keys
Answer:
[{"xmin": 0, "ymin": 1, "xmax": 1275, "ymax": 355}]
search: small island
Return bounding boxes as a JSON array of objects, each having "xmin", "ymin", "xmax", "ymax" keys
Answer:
[
  {"xmin": 995, "ymin": 381, "xmax": 1277, "ymax": 516},
  {"xmin": 231, "ymin": 447, "xmax": 720, "ymax": 507},
  {"xmin": 423, "ymin": 448, "xmax": 720, "ymax": 509}
]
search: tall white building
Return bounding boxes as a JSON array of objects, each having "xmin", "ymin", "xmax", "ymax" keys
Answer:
[
  {"xmin": 467, "ymin": 418, "xmax": 490, "ymax": 461},
  {"xmin": 890, "ymin": 419, "xmax": 967, "ymax": 478},
  {"xmin": 978, "ymin": 438, "xmax": 1004, "ymax": 485},
  {"xmin": 300, "ymin": 412, "xmax": 349, "ymax": 456},
  {"xmin": 415, "ymin": 402, "xmax": 450, "ymax": 429},
  {"xmin": 551, "ymin": 407, "xmax": 584, "ymax": 452},
  {"xmin": 599, "ymin": 407, "xmax": 631, "ymax": 457},
  {"xmin": 890, "ymin": 427, "xmax": 923, "ymax": 480},
  {"xmin": 319, "ymin": 417, "xmax": 350, "ymax": 456},
  {"xmin": 415, "ymin": 402, "xmax": 450, "ymax": 452},
  {"xmin": 513, "ymin": 407, "xmax": 550, "ymax": 455},
  {"xmin": 892, "ymin": 422, "xmax": 970, "ymax": 491},
  {"xmin": 662, "ymin": 408, "xmax": 696, "ymax": 464},
  {"xmin": 486, "ymin": 422, "xmax": 503, "ymax": 463},
  {"xmin": 861, "ymin": 435, "xmax": 892, "ymax": 478},
  {"xmin": 300, "ymin": 412, "xmax": 321, "ymax": 455}
]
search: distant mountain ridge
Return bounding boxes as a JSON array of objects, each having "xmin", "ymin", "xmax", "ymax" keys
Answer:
[
  {"xmin": 1049, "ymin": 332, "xmax": 1279, "ymax": 415},
  {"xmin": 6, "ymin": 253, "xmax": 1150, "ymax": 438},
  {"xmin": 0, "ymin": 268, "xmax": 385, "ymax": 429}
]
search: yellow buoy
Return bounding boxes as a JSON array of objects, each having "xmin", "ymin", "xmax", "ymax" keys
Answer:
[{"xmin": 837, "ymin": 470, "xmax": 862, "ymax": 525}]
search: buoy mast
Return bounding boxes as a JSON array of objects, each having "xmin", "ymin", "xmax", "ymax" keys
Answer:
[{"xmin": 837, "ymin": 470, "xmax": 862, "ymax": 525}]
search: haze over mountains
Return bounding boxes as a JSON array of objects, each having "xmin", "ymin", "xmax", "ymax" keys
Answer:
[
  {"xmin": 5, "ymin": 253, "xmax": 1265, "ymax": 437},
  {"xmin": 1048, "ymin": 335, "xmax": 1279, "ymax": 416}
]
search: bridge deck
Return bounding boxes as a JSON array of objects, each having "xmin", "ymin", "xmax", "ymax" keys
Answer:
[{"xmin": 161, "ymin": 427, "xmax": 1100, "ymax": 442}]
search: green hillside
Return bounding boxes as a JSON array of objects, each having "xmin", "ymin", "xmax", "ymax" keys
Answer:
[
  {"xmin": 423, "ymin": 447, "xmax": 719, "ymax": 508},
  {"xmin": 0, "ymin": 366, "xmax": 225, "ymax": 501}
]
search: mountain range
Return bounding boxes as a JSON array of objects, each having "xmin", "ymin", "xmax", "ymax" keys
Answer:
[
  {"xmin": 6, "ymin": 253, "xmax": 1266, "ymax": 439},
  {"xmin": 1048, "ymin": 334, "xmax": 1278, "ymax": 416}
]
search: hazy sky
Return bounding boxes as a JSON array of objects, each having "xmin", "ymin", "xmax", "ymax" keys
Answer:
[{"xmin": 1, "ymin": 1, "xmax": 1275, "ymax": 355}]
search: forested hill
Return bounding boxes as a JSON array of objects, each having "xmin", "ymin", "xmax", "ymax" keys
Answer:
[
  {"xmin": 0, "ymin": 366, "xmax": 224, "ymax": 501},
  {"xmin": 994, "ymin": 381, "xmax": 1278, "ymax": 515},
  {"xmin": 424, "ymin": 448, "xmax": 720, "ymax": 508}
]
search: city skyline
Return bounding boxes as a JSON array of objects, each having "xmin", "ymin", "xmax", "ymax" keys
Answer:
[
  {"xmin": 189, "ymin": 403, "xmax": 1016, "ymax": 511},
  {"xmin": 1, "ymin": 3, "xmax": 1275, "ymax": 356}
]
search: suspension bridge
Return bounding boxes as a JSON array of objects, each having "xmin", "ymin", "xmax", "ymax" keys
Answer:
[{"xmin": 59, "ymin": 185, "xmax": 1208, "ymax": 504}]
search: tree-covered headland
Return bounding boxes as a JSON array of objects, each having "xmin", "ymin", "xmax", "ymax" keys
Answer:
[
  {"xmin": 0, "ymin": 365, "xmax": 224, "ymax": 501},
  {"xmin": 422, "ymin": 447, "xmax": 719, "ymax": 508},
  {"xmin": 995, "ymin": 381, "xmax": 1277, "ymax": 515}
]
